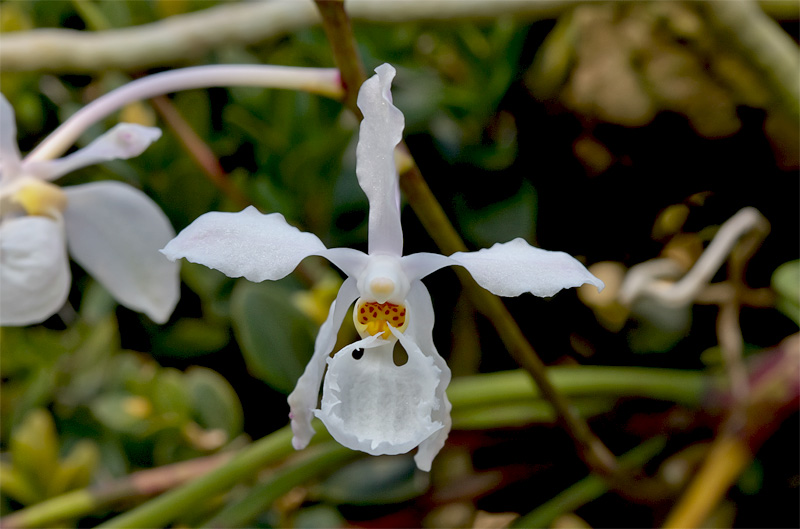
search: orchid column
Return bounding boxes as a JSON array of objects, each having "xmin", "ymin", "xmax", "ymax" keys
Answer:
[{"xmin": 162, "ymin": 64, "xmax": 604, "ymax": 471}]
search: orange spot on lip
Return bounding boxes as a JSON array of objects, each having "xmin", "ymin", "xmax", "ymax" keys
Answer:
[{"xmin": 354, "ymin": 300, "xmax": 408, "ymax": 338}]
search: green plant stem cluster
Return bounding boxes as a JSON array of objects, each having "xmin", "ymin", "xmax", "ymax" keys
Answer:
[{"xmin": 2, "ymin": 366, "xmax": 710, "ymax": 529}]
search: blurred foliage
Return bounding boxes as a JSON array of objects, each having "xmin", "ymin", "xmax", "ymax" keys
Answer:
[{"xmin": 1, "ymin": 0, "xmax": 798, "ymax": 528}]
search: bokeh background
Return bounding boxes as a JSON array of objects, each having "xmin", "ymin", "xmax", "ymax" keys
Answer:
[{"xmin": 1, "ymin": 1, "xmax": 798, "ymax": 527}]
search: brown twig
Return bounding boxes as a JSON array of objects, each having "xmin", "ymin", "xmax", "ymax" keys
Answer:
[
  {"xmin": 314, "ymin": 0, "xmax": 366, "ymax": 118},
  {"xmin": 149, "ymin": 95, "xmax": 251, "ymax": 209}
]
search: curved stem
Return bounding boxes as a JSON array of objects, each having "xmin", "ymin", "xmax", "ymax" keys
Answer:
[
  {"xmin": 24, "ymin": 65, "xmax": 343, "ymax": 163},
  {"xmin": 400, "ymin": 163, "xmax": 620, "ymax": 476}
]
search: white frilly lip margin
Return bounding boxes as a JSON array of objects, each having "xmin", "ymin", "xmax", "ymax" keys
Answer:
[{"xmin": 315, "ymin": 328, "xmax": 444, "ymax": 456}]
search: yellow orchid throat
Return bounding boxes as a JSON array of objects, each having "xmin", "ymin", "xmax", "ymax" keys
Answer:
[
  {"xmin": 354, "ymin": 300, "xmax": 408, "ymax": 339},
  {"xmin": 11, "ymin": 179, "xmax": 67, "ymax": 217}
]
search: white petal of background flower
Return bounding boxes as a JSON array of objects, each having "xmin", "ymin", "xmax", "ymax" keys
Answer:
[
  {"xmin": 162, "ymin": 206, "xmax": 328, "ymax": 283},
  {"xmin": 449, "ymin": 238, "xmax": 605, "ymax": 297},
  {"xmin": 356, "ymin": 63, "xmax": 405, "ymax": 256},
  {"xmin": 316, "ymin": 329, "xmax": 443, "ymax": 455},
  {"xmin": 0, "ymin": 94, "xmax": 22, "ymax": 180},
  {"xmin": 25, "ymin": 123, "xmax": 162, "ymax": 181},
  {"xmin": 288, "ymin": 277, "xmax": 359, "ymax": 450},
  {"xmin": 63, "ymin": 181, "xmax": 179, "ymax": 324},
  {"xmin": 0, "ymin": 215, "xmax": 70, "ymax": 325}
]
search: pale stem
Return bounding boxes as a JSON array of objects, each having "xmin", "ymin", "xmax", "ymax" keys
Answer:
[
  {"xmin": 619, "ymin": 207, "xmax": 770, "ymax": 308},
  {"xmin": 23, "ymin": 65, "xmax": 343, "ymax": 163},
  {"xmin": 0, "ymin": 1, "xmax": 580, "ymax": 72}
]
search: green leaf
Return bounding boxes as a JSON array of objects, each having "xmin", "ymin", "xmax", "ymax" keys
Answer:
[
  {"xmin": 48, "ymin": 439, "xmax": 100, "ymax": 497},
  {"xmin": 10, "ymin": 409, "xmax": 60, "ymax": 501},
  {"xmin": 316, "ymin": 455, "xmax": 429, "ymax": 505},
  {"xmin": 456, "ymin": 181, "xmax": 537, "ymax": 248},
  {"xmin": 185, "ymin": 366, "xmax": 244, "ymax": 439},
  {"xmin": 230, "ymin": 280, "xmax": 317, "ymax": 394},
  {"xmin": 151, "ymin": 368, "xmax": 192, "ymax": 423},
  {"xmin": 772, "ymin": 260, "xmax": 799, "ymax": 325},
  {"xmin": 90, "ymin": 393, "xmax": 152, "ymax": 436},
  {"xmin": 154, "ymin": 318, "xmax": 230, "ymax": 358}
]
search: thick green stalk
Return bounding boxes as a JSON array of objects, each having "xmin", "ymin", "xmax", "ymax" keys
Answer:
[
  {"xmin": 204, "ymin": 443, "xmax": 355, "ymax": 528},
  {"xmin": 94, "ymin": 427, "xmax": 296, "ymax": 529},
  {"xmin": 2, "ymin": 366, "xmax": 710, "ymax": 529},
  {"xmin": 451, "ymin": 398, "xmax": 615, "ymax": 430},
  {"xmin": 448, "ymin": 366, "xmax": 712, "ymax": 409},
  {"xmin": 0, "ymin": 453, "xmax": 232, "ymax": 529}
]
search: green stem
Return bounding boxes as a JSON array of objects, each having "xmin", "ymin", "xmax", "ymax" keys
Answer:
[
  {"xmin": 2, "ymin": 367, "xmax": 711, "ymax": 529},
  {"xmin": 0, "ymin": 453, "xmax": 232, "ymax": 529},
  {"xmin": 451, "ymin": 398, "xmax": 616, "ymax": 430},
  {"xmin": 95, "ymin": 427, "xmax": 297, "ymax": 529},
  {"xmin": 204, "ymin": 443, "xmax": 355, "ymax": 528},
  {"xmin": 513, "ymin": 437, "xmax": 668, "ymax": 528},
  {"xmin": 448, "ymin": 366, "xmax": 712, "ymax": 409}
]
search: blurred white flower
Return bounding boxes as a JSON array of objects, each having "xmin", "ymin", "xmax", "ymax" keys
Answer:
[
  {"xmin": 162, "ymin": 64, "xmax": 604, "ymax": 470},
  {"xmin": 0, "ymin": 94, "xmax": 179, "ymax": 326}
]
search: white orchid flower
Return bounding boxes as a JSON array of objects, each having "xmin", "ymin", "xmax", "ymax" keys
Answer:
[
  {"xmin": 161, "ymin": 64, "xmax": 604, "ymax": 471},
  {"xmin": 0, "ymin": 94, "xmax": 179, "ymax": 326}
]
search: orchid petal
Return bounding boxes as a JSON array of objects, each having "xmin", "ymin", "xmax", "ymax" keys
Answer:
[
  {"xmin": 63, "ymin": 181, "xmax": 178, "ymax": 323},
  {"xmin": 318, "ymin": 247, "xmax": 370, "ymax": 280},
  {"xmin": 288, "ymin": 276, "xmax": 359, "ymax": 449},
  {"xmin": 316, "ymin": 329, "xmax": 444, "ymax": 456},
  {"xmin": 449, "ymin": 238, "xmax": 605, "ymax": 297},
  {"xmin": 401, "ymin": 251, "xmax": 454, "ymax": 282},
  {"xmin": 0, "ymin": 94, "xmax": 22, "ymax": 181},
  {"xmin": 405, "ymin": 281, "xmax": 452, "ymax": 471},
  {"xmin": 26, "ymin": 123, "xmax": 161, "ymax": 181},
  {"xmin": 162, "ymin": 206, "xmax": 328, "ymax": 283},
  {"xmin": 0, "ymin": 215, "xmax": 70, "ymax": 326},
  {"xmin": 356, "ymin": 63, "xmax": 405, "ymax": 256}
]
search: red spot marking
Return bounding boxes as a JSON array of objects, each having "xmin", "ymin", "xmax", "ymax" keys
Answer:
[
  {"xmin": 392, "ymin": 316, "xmax": 398, "ymax": 321},
  {"xmin": 360, "ymin": 308, "xmax": 365, "ymax": 314},
  {"xmin": 384, "ymin": 310, "xmax": 390, "ymax": 315}
]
